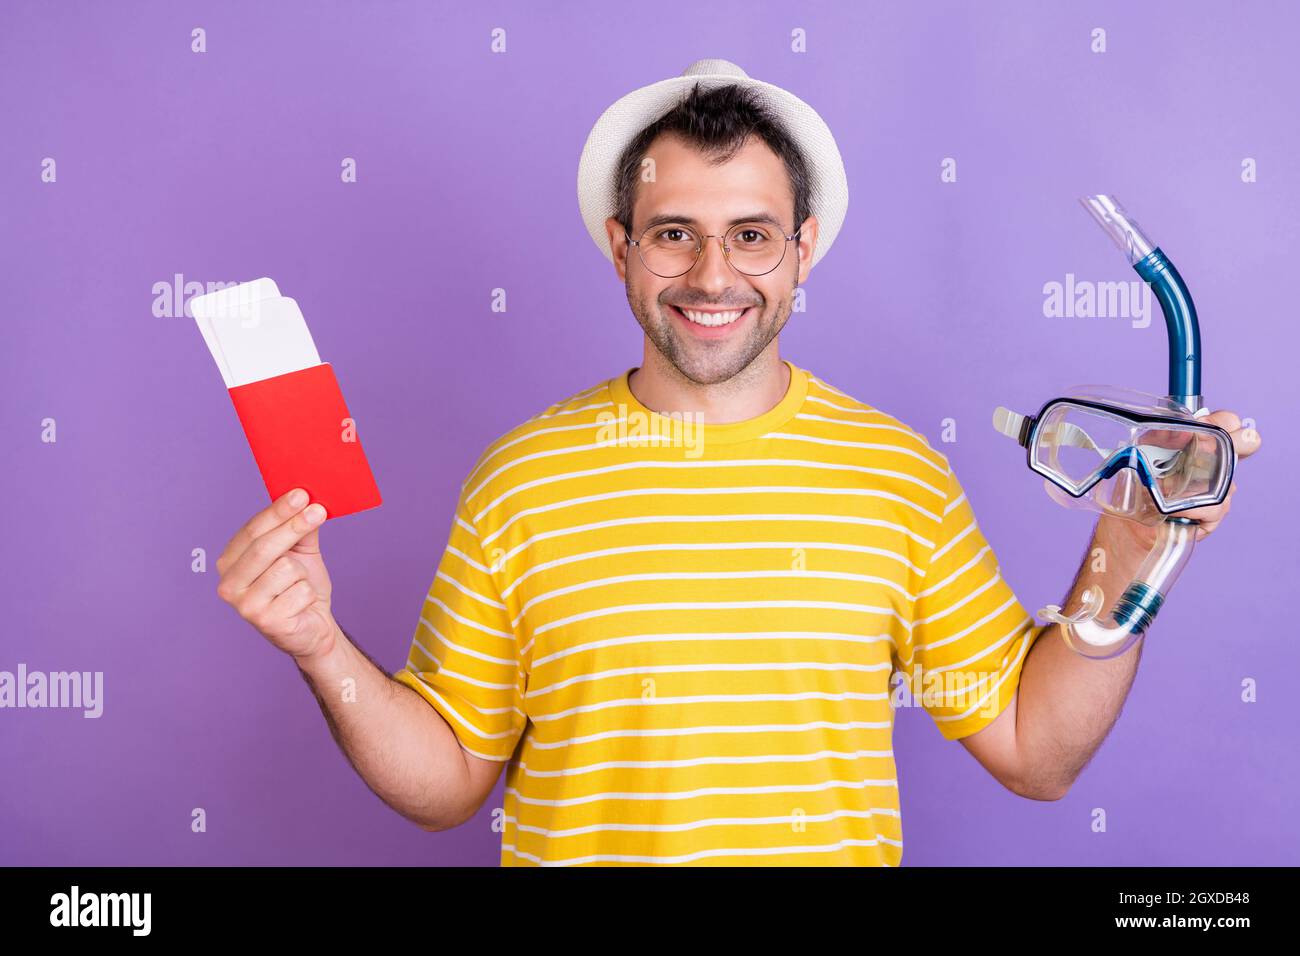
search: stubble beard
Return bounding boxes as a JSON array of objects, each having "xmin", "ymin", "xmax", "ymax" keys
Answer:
[{"xmin": 627, "ymin": 279, "xmax": 795, "ymax": 387}]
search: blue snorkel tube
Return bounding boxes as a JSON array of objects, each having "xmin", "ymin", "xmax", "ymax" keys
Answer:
[
  {"xmin": 1080, "ymin": 196, "xmax": 1202, "ymax": 411},
  {"xmin": 1011, "ymin": 197, "xmax": 1230, "ymax": 659}
]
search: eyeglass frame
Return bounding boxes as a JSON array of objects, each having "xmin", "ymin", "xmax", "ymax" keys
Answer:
[{"xmin": 623, "ymin": 219, "xmax": 804, "ymax": 278}]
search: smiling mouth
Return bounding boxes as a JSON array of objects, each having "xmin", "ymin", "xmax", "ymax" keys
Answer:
[{"xmin": 668, "ymin": 304, "xmax": 756, "ymax": 328}]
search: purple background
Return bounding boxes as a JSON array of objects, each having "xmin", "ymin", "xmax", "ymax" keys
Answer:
[{"xmin": 1, "ymin": 0, "xmax": 1295, "ymax": 866}]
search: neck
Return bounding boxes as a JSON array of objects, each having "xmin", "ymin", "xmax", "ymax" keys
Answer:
[{"xmin": 627, "ymin": 340, "xmax": 790, "ymax": 424}]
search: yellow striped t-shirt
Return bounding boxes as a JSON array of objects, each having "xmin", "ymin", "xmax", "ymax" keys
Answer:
[{"xmin": 392, "ymin": 359, "xmax": 1045, "ymax": 866}]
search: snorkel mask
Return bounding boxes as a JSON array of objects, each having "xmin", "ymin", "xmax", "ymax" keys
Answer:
[{"xmin": 993, "ymin": 197, "xmax": 1237, "ymax": 660}]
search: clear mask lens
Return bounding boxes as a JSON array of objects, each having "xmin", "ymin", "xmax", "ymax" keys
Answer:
[{"xmin": 1032, "ymin": 397, "xmax": 1232, "ymax": 516}]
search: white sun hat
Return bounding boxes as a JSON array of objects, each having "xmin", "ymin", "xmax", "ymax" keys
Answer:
[{"xmin": 576, "ymin": 58, "xmax": 850, "ymax": 270}]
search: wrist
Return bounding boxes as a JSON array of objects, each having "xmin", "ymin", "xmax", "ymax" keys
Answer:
[
  {"xmin": 1096, "ymin": 513, "xmax": 1159, "ymax": 555},
  {"xmin": 293, "ymin": 620, "xmax": 346, "ymax": 677}
]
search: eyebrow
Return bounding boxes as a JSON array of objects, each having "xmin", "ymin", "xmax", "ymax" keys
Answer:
[{"xmin": 640, "ymin": 212, "xmax": 786, "ymax": 230}]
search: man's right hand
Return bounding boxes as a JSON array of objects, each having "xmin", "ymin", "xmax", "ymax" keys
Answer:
[
  {"xmin": 215, "ymin": 487, "xmax": 504, "ymax": 832},
  {"xmin": 216, "ymin": 488, "xmax": 338, "ymax": 663}
]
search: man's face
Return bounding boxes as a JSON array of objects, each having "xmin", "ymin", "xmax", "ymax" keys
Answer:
[{"xmin": 606, "ymin": 133, "xmax": 818, "ymax": 386}]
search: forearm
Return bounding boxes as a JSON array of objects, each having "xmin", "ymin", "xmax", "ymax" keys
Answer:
[
  {"xmin": 295, "ymin": 622, "xmax": 474, "ymax": 829},
  {"xmin": 1012, "ymin": 515, "xmax": 1150, "ymax": 797}
]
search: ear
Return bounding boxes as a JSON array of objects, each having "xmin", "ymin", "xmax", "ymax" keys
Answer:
[
  {"xmin": 795, "ymin": 215, "xmax": 819, "ymax": 284},
  {"xmin": 605, "ymin": 216, "xmax": 631, "ymax": 281}
]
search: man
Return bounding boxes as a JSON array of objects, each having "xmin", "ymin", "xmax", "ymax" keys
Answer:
[{"xmin": 214, "ymin": 60, "xmax": 1259, "ymax": 866}]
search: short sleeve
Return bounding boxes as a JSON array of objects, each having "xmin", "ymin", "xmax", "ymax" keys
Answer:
[
  {"xmin": 390, "ymin": 489, "xmax": 528, "ymax": 763},
  {"xmin": 896, "ymin": 458, "xmax": 1048, "ymax": 741}
]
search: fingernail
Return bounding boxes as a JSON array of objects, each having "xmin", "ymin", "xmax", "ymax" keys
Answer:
[
  {"xmin": 288, "ymin": 489, "xmax": 307, "ymax": 508},
  {"xmin": 305, "ymin": 504, "xmax": 326, "ymax": 523}
]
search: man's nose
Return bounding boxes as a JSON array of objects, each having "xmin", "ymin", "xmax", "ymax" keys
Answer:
[{"xmin": 688, "ymin": 235, "xmax": 735, "ymax": 289}]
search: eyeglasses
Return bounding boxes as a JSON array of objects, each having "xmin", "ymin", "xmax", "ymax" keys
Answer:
[{"xmin": 625, "ymin": 220, "xmax": 802, "ymax": 278}]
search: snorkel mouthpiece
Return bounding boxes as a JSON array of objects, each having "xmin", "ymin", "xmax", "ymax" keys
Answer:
[
  {"xmin": 1038, "ymin": 519, "xmax": 1196, "ymax": 659},
  {"xmin": 995, "ymin": 197, "xmax": 1211, "ymax": 659}
]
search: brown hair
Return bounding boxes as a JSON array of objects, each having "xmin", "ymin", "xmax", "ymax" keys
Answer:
[{"xmin": 613, "ymin": 82, "xmax": 812, "ymax": 238}]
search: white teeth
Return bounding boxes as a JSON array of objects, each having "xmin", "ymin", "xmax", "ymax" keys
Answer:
[{"xmin": 680, "ymin": 307, "xmax": 746, "ymax": 327}]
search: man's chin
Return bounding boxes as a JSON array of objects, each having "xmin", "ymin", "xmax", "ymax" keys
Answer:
[
  {"xmin": 662, "ymin": 344, "xmax": 756, "ymax": 386},
  {"xmin": 640, "ymin": 309, "xmax": 772, "ymax": 385}
]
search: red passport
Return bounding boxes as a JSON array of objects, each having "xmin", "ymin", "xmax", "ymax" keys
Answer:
[{"xmin": 227, "ymin": 362, "xmax": 382, "ymax": 520}]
